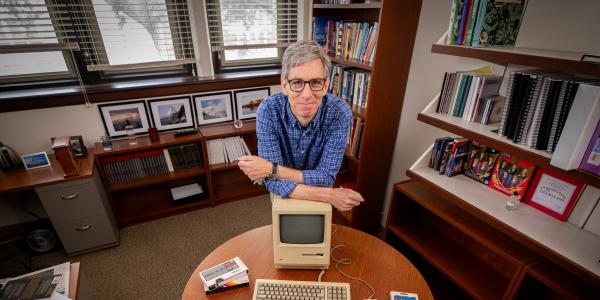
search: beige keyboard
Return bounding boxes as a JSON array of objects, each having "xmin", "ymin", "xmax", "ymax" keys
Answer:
[{"xmin": 253, "ymin": 278, "xmax": 351, "ymax": 300}]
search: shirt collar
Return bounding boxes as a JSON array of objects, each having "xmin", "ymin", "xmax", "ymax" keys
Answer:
[{"xmin": 284, "ymin": 94, "xmax": 327, "ymax": 130}]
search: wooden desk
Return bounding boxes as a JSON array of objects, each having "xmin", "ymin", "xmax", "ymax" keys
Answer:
[{"xmin": 182, "ymin": 225, "xmax": 433, "ymax": 300}]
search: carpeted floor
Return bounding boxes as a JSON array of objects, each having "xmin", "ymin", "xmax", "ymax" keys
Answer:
[{"xmin": 0, "ymin": 195, "xmax": 272, "ymax": 300}]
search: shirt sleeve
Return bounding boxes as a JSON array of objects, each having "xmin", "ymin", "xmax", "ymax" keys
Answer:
[
  {"xmin": 256, "ymin": 99, "xmax": 297, "ymax": 198},
  {"xmin": 302, "ymin": 104, "xmax": 352, "ymax": 187}
]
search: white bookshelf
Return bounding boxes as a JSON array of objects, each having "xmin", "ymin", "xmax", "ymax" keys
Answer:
[{"xmin": 409, "ymin": 145, "xmax": 600, "ymax": 279}]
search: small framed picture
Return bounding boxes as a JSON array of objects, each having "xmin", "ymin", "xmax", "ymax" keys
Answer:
[
  {"xmin": 148, "ymin": 96, "xmax": 195, "ymax": 131},
  {"xmin": 193, "ymin": 92, "xmax": 234, "ymax": 126},
  {"xmin": 523, "ymin": 167, "xmax": 585, "ymax": 221},
  {"xmin": 234, "ymin": 87, "xmax": 270, "ymax": 120},
  {"xmin": 21, "ymin": 152, "xmax": 51, "ymax": 170},
  {"xmin": 69, "ymin": 135, "xmax": 87, "ymax": 157},
  {"xmin": 98, "ymin": 101, "xmax": 151, "ymax": 138}
]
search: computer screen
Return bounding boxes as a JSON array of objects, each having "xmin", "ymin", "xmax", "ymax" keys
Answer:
[
  {"xmin": 272, "ymin": 196, "xmax": 331, "ymax": 269},
  {"xmin": 279, "ymin": 215, "xmax": 324, "ymax": 244}
]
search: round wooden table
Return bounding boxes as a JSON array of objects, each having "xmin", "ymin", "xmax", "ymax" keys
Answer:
[{"xmin": 182, "ymin": 225, "xmax": 433, "ymax": 300}]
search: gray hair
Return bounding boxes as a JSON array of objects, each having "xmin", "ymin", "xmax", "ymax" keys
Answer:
[{"xmin": 281, "ymin": 40, "xmax": 331, "ymax": 80}]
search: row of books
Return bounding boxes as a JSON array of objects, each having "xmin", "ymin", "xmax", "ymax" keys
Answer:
[
  {"xmin": 207, "ymin": 136, "xmax": 251, "ymax": 165},
  {"xmin": 430, "ymin": 138, "xmax": 535, "ymax": 198},
  {"xmin": 99, "ymin": 143, "xmax": 203, "ymax": 185},
  {"xmin": 446, "ymin": 0, "xmax": 524, "ymax": 47},
  {"xmin": 347, "ymin": 117, "xmax": 365, "ymax": 159},
  {"xmin": 313, "ymin": 18, "xmax": 378, "ymax": 64},
  {"xmin": 436, "ymin": 68, "xmax": 503, "ymax": 124},
  {"xmin": 329, "ymin": 64, "xmax": 370, "ymax": 109},
  {"xmin": 498, "ymin": 70, "xmax": 586, "ymax": 154}
]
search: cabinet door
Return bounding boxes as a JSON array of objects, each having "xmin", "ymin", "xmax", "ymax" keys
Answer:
[
  {"xmin": 36, "ymin": 179, "xmax": 106, "ymax": 223},
  {"xmin": 54, "ymin": 214, "xmax": 118, "ymax": 255}
]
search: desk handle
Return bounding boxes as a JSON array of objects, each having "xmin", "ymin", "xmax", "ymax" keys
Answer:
[
  {"xmin": 75, "ymin": 224, "xmax": 92, "ymax": 231},
  {"xmin": 61, "ymin": 193, "xmax": 79, "ymax": 200}
]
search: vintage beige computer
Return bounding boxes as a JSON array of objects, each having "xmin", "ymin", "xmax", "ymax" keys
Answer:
[{"xmin": 271, "ymin": 195, "xmax": 332, "ymax": 269}]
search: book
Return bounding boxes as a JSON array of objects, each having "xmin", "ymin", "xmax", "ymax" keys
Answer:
[
  {"xmin": 445, "ymin": 138, "xmax": 470, "ymax": 177},
  {"xmin": 489, "ymin": 152, "xmax": 536, "ymax": 198},
  {"xmin": 472, "ymin": 0, "xmax": 524, "ymax": 48},
  {"xmin": 551, "ymin": 83, "xmax": 600, "ymax": 170},
  {"xmin": 464, "ymin": 141, "xmax": 500, "ymax": 185},
  {"xmin": 199, "ymin": 257, "xmax": 248, "ymax": 292},
  {"xmin": 579, "ymin": 120, "xmax": 600, "ymax": 176}
]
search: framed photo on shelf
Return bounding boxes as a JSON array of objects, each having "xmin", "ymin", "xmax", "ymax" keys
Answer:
[
  {"xmin": 50, "ymin": 136, "xmax": 87, "ymax": 157},
  {"xmin": 523, "ymin": 167, "xmax": 585, "ymax": 221},
  {"xmin": 234, "ymin": 87, "xmax": 270, "ymax": 120},
  {"xmin": 148, "ymin": 96, "xmax": 195, "ymax": 131},
  {"xmin": 98, "ymin": 101, "xmax": 151, "ymax": 138},
  {"xmin": 193, "ymin": 92, "xmax": 234, "ymax": 126},
  {"xmin": 21, "ymin": 152, "xmax": 51, "ymax": 170}
]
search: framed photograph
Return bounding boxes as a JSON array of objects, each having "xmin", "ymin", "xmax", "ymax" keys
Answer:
[
  {"xmin": 98, "ymin": 101, "xmax": 151, "ymax": 138},
  {"xmin": 523, "ymin": 167, "xmax": 585, "ymax": 221},
  {"xmin": 50, "ymin": 136, "xmax": 87, "ymax": 157},
  {"xmin": 234, "ymin": 87, "xmax": 270, "ymax": 120},
  {"xmin": 21, "ymin": 152, "xmax": 51, "ymax": 170},
  {"xmin": 148, "ymin": 96, "xmax": 195, "ymax": 131},
  {"xmin": 193, "ymin": 92, "xmax": 234, "ymax": 126}
]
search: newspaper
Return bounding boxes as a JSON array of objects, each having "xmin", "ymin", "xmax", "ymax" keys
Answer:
[{"xmin": 0, "ymin": 262, "xmax": 70, "ymax": 300}]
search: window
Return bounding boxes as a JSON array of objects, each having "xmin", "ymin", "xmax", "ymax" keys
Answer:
[
  {"xmin": 205, "ymin": 0, "xmax": 299, "ymax": 70},
  {"xmin": 74, "ymin": 0, "xmax": 195, "ymax": 74},
  {"xmin": 0, "ymin": 0, "xmax": 77, "ymax": 82}
]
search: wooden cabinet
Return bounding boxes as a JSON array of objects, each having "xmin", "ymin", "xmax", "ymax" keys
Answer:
[
  {"xmin": 312, "ymin": 0, "xmax": 423, "ymax": 233},
  {"xmin": 36, "ymin": 170, "xmax": 118, "ymax": 255},
  {"xmin": 94, "ymin": 121, "xmax": 266, "ymax": 227},
  {"xmin": 385, "ymin": 20, "xmax": 600, "ymax": 298}
]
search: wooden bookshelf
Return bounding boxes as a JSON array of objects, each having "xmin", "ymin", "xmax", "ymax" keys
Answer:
[
  {"xmin": 330, "ymin": 57, "xmax": 373, "ymax": 71},
  {"xmin": 95, "ymin": 121, "xmax": 268, "ymax": 227},
  {"xmin": 312, "ymin": 0, "xmax": 423, "ymax": 234},
  {"xmin": 350, "ymin": 104, "xmax": 366, "ymax": 119}
]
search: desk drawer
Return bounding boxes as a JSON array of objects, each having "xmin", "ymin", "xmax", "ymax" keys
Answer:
[
  {"xmin": 36, "ymin": 180, "xmax": 106, "ymax": 223},
  {"xmin": 55, "ymin": 214, "xmax": 118, "ymax": 255}
]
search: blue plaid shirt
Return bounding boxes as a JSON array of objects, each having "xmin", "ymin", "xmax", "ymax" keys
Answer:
[{"xmin": 256, "ymin": 92, "xmax": 352, "ymax": 198}]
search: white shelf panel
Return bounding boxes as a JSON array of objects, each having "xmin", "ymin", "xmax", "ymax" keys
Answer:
[
  {"xmin": 421, "ymin": 96, "xmax": 552, "ymax": 159},
  {"xmin": 409, "ymin": 148, "xmax": 600, "ymax": 279}
]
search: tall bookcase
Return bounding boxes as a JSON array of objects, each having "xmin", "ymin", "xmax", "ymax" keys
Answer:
[
  {"xmin": 384, "ymin": 31, "xmax": 600, "ymax": 298},
  {"xmin": 312, "ymin": 0, "xmax": 423, "ymax": 233},
  {"xmin": 94, "ymin": 121, "xmax": 266, "ymax": 227}
]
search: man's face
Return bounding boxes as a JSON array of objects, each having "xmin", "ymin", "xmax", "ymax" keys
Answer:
[{"xmin": 281, "ymin": 59, "xmax": 329, "ymax": 123}]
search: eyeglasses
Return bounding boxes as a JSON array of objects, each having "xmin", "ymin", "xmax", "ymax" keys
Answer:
[{"xmin": 287, "ymin": 78, "xmax": 326, "ymax": 92}]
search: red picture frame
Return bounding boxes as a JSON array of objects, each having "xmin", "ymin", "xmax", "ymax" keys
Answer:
[{"xmin": 523, "ymin": 167, "xmax": 585, "ymax": 221}]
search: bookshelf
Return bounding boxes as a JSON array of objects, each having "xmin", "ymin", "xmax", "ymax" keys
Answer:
[
  {"xmin": 312, "ymin": 0, "xmax": 423, "ymax": 233},
  {"xmin": 385, "ymin": 27, "xmax": 600, "ymax": 296},
  {"xmin": 95, "ymin": 122, "xmax": 266, "ymax": 227}
]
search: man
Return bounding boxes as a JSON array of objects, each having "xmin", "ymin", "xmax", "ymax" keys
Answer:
[{"xmin": 238, "ymin": 40, "xmax": 364, "ymax": 212}]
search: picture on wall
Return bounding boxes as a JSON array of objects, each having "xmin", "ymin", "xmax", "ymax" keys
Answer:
[
  {"xmin": 234, "ymin": 87, "xmax": 270, "ymax": 119},
  {"xmin": 148, "ymin": 96, "xmax": 195, "ymax": 131},
  {"xmin": 193, "ymin": 92, "xmax": 234, "ymax": 126},
  {"xmin": 98, "ymin": 100, "xmax": 151, "ymax": 138}
]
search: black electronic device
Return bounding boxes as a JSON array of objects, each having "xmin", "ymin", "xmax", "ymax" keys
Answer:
[{"xmin": 174, "ymin": 128, "xmax": 198, "ymax": 137}]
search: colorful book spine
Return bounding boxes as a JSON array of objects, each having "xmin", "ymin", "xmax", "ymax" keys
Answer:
[{"xmin": 579, "ymin": 120, "xmax": 600, "ymax": 176}]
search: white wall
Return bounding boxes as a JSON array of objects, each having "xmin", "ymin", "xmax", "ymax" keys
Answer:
[{"xmin": 382, "ymin": 0, "xmax": 600, "ymax": 226}]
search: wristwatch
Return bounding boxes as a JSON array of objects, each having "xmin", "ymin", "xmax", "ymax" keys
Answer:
[{"xmin": 268, "ymin": 162, "xmax": 278, "ymax": 180}]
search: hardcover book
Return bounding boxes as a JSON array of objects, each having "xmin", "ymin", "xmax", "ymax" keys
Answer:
[
  {"xmin": 464, "ymin": 141, "xmax": 500, "ymax": 185},
  {"xmin": 489, "ymin": 152, "xmax": 536, "ymax": 197},
  {"xmin": 579, "ymin": 120, "xmax": 600, "ymax": 176},
  {"xmin": 446, "ymin": 139, "xmax": 470, "ymax": 177},
  {"xmin": 472, "ymin": 0, "xmax": 524, "ymax": 48}
]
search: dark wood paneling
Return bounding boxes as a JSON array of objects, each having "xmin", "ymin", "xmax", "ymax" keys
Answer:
[{"xmin": 352, "ymin": 0, "xmax": 423, "ymax": 234}]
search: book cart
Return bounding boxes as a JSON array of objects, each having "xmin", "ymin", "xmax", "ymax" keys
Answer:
[
  {"xmin": 94, "ymin": 121, "xmax": 266, "ymax": 227},
  {"xmin": 384, "ymin": 30, "xmax": 600, "ymax": 299},
  {"xmin": 312, "ymin": 0, "xmax": 422, "ymax": 233}
]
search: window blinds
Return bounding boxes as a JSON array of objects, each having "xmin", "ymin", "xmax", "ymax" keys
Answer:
[
  {"xmin": 0, "ymin": 0, "xmax": 78, "ymax": 52},
  {"xmin": 205, "ymin": 0, "xmax": 299, "ymax": 52},
  {"xmin": 68, "ymin": 0, "xmax": 195, "ymax": 71}
]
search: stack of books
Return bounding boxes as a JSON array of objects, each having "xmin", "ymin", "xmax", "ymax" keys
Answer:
[
  {"xmin": 446, "ymin": 0, "xmax": 525, "ymax": 47},
  {"xmin": 312, "ymin": 18, "xmax": 378, "ymax": 63},
  {"xmin": 199, "ymin": 257, "xmax": 249, "ymax": 295},
  {"xmin": 347, "ymin": 117, "xmax": 365, "ymax": 159},
  {"xmin": 207, "ymin": 136, "xmax": 251, "ymax": 165},
  {"xmin": 329, "ymin": 64, "xmax": 371, "ymax": 109}
]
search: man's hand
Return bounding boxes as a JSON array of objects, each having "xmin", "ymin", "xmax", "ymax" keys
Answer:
[
  {"xmin": 238, "ymin": 155, "xmax": 272, "ymax": 181},
  {"xmin": 327, "ymin": 187, "xmax": 364, "ymax": 211}
]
